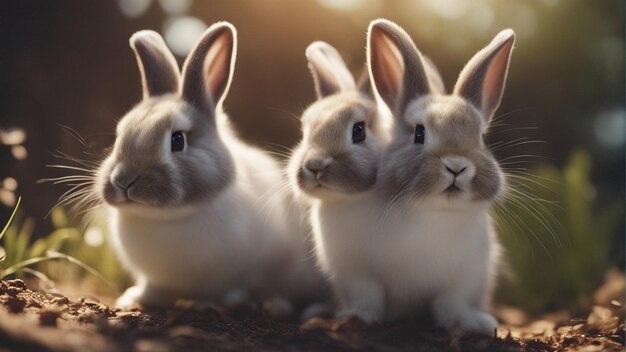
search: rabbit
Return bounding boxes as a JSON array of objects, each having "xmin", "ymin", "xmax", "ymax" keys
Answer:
[
  {"xmin": 287, "ymin": 41, "xmax": 391, "ymax": 323},
  {"xmin": 362, "ymin": 19, "xmax": 515, "ymax": 333},
  {"xmin": 95, "ymin": 22, "xmax": 296, "ymax": 310}
]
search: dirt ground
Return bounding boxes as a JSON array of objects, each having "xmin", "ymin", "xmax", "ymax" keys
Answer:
[{"xmin": 0, "ymin": 275, "xmax": 623, "ymax": 352}]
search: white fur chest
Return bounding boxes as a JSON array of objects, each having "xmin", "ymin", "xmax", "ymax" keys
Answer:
[
  {"xmin": 109, "ymin": 186, "xmax": 261, "ymax": 298},
  {"xmin": 311, "ymin": 196, "xmax": 380, "ymax": 278},
  {"xmin": 375, "ymin": 205, "xmax": 496, "ymax": 315}
]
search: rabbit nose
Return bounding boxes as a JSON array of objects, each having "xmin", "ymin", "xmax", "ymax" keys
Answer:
[
  {"xmin": 442, "ymin": 156, "xmax": 470, "ymax": 177},
  {"xmin": 111, "ymin": 166, "xmax": 139, "ymax": 191},
  {"xmin": 304, "ymin": 157, "xmax": 332, "ymax": 175},
  {"xmin": 445, "ymin": 165, "xmax": 466, "ymax": 176}
]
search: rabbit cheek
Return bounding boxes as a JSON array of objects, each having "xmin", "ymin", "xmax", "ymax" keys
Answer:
[
  {"xmin": 126, "ymin": 165, "xmax": 178, "ymax": 206},
  {"xmin": 296, "ymin": 165, "xmax": 319, "ymax": 193},
  {"xmin": 402, "ymin": 153, "xmax": 439, "ymax": 199},
  {"xmin": 326, "ymin": 153, "xmax": 376, "ymax": 194},
  {"xmin": 97, "ymin": 158, "xmax": 123, "ymax": 205},
  {"xmin": 102, "ymin": 179, "xmax": 126, "ymax": 205},
  {"xmin": 471, "ymin": 160, "xmax": 503, "ymax": 202}
]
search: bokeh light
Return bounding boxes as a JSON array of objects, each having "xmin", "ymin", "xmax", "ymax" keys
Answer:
[
  {"xmin": 317, "ymin": 0, "xmax": 371, "ymax": 12},
  {"xmin": 158, "ymin": 0, "xmax": 193, "ymax": 15},
  {"xmin": 163, "ymin": 16, "xmax": 207, "ymax": 57},
  {"xmin": 117, "ymin": 0, "xmax": 152, "ymax": 18},
  {"xmin": 594, "ymin": 107, "xmax": 625, "ymax": 149}
]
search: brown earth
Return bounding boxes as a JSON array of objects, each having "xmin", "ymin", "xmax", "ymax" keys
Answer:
[{"xmin": 0, "ymin": 278, "xmax": 623, "ymax": 352}]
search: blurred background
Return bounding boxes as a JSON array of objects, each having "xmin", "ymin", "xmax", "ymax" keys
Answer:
[{"xmin": 0, "ymin": 0, "xmax": 623, "ymax": 314}]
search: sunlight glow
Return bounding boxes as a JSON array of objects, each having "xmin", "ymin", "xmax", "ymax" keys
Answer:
[
  {"xmin": 117, "ymin": 0, "xmax": 152, "ymax": 18},
  {"xmin": 10, "ymin": 146, "xmax": 27, "ymax": 160},
  {"xmin": 85, "ymin": 227, "xmax": 105, "ymax": 247},
  {"xmin": 594, "ymin": 107, "xmax": 625, "ymax": 149},
  {"xmin": 0, "ymin": 127, "xmax": 26, "ymax": 146},
  {"xmin": 163, "ymin": 16, "xmax": 208, "ymax": 57},
  {"xmin": 421, "ymin": 0, "xmax": 469, "ymax": 19},
  {"xmin": 317, "ymin": 0, "xmax": 369, "ymax": 11},
  {"xmin": 158, "ymin": 0, "xmax": 193, "ymax": 15},
  {"xmin": 2, "ymin": 178, "xmax": 17, "ymax": 192},
  {"xmin": 0, "ymin": 189, "xmax": 16, "ymax": 207},
  {"xmin": 466, "ymin": 2, "xmax": 495, "ymax": 36}
]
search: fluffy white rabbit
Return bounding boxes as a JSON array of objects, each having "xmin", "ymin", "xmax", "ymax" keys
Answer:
[
  {"xmin": 361, "ymin": 19, "xmax": 515, "ymax": 333},
  {"xmin": 95, "ymin": 22, "xmax": 295, "ymax": 309},
  {"xmin": 287, "ymin": 41, "xmax": 391, "ymax": 323}
]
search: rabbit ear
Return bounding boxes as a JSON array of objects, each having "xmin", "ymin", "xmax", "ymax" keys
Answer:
[
  {"xmin": 453, "ymin": 29, "xmax": 515, "ymax": 122},
  {"xmin": 421, "ymin": 55, "xmax": 445, "ymax": 95},
  {"xmin": 305, "ymin": 41, "xmax": 356, "ymax": 99},
  {"xmin": 367, "ymin": 19, "xmax": 430, "ymax": 116},
  {"xmin": 356, "ymin": 65, "xmax": 375, "ymax": 100},
  {"xmin": 130, "ymin": 30, "xmax": 180, "ymax": 99},
  {"xmin": 181, "ymin": 22, "xmax": 236, "ymax": 115}
]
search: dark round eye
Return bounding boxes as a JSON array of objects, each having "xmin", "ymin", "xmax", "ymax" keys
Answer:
[
  {"xmin": 171, "ymin": 131, "xmax": 185, "ymax": 152},
  {"xmin": 352, "ymin": 121, "xmax": 366, "ymax": 143},
  {"xmin": 414, "ymin": 124, "xmax": 425, "ymax": 144}
]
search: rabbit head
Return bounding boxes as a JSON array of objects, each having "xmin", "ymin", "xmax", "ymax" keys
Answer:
[
  {"xmin": 289, "ymin": 42, "xmax": 386, "ymax": 202},
  {"xmin": 368, "ymin": 20, "xmax": 515, "ymax": 208},
  {"xmin": 96, "ymin": 23, "xmax": 237, "ymax": 211}
]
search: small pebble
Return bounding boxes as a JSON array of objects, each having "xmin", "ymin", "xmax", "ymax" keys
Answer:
[
  {"xmin": 53, "ymin": 296, "xmax": 70, "ymax": 306},
  {"xmin": 6, "ymin": 279, "xmax": 27, "ymax": 289},
  {"xmin": 5, "ymin": 296, "xmax": 26, "ymax": 313},
  {"xmin": 39, "ymin": 309, "xmax": 62, "ymax": 327}
]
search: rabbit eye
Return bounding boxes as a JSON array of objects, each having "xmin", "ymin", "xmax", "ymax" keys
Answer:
[
  {"xmin": 171, "ymin": 131, "xmax": 185, "ymax": 152},
  {"xmin": 414, "ymin": 125, "xmax": 425, "ymax": 144},
  {"xmin": 352, "ymin": 121, "xmax": 366, "ymax": 143}
]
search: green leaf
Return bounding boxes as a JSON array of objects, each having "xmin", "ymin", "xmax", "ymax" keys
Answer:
[
  {"xmin": 0, "ymin": 256, "xmax": 52, "ymax": 279},
  {"xmin": 45, "ymin": 251, "xmax": 117, "ymax": 290},
  {"xmin": 50, "ymin": 207, "xmax": 69, "ymax": 229},
  {"xmin": 27, "ymin": 228, "xmax": 77, "ymax": 259},
  {"xmin": 13, "ymin": 218, "xmax": 34, "ymax": 264},
  {"xmin": 0, "ymin": 196, "xmax": 21, "ymax": 241},
  {"xmin": 0, "ymin": 251, "xmax": 117, "ymax": 291}
]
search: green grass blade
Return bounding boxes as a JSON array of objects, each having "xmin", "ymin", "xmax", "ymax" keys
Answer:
[
  {"xmin": 0, "ymin": 196, "xmax": 21, "ymax": 241},
  {"xmin": 19, "ymin": 267, "xmax": 55, "ymax": 288},
  {"xmin": 0, "ymin": 256, "xmax": 52, "ymax": 279},
  {"xmin": 14, "ymin": 219, "xmax": 34, "ymax": 264},
  {"xmin": 46, "ymin": 250, "xmax": 117, "ymax": 290},
  {"xmin": 0, "ymin": 250, "xmax": 117, "ymax": 291}
]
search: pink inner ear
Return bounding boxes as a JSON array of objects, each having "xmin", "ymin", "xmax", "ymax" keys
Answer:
[
  {"xmin": 372, "ymin": 30, "xmax": 404, "ymax": 101},
  {"xmin": 482, "ymin": 40, "xmax": 513, "ymax": 114},
  {"xmin": 203, "ymin": 33, "xmax": 232, "ymax": 104}
]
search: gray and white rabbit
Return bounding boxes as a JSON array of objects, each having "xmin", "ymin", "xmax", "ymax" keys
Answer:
[
  {"xmin": 96, "ymin": 22, "xmax": 294, "ymax": 309},
  {"xmin": 287, "ymin": 41, "xmax": 391, "ymax": 322},
  {"xmin": 354, "ymin": 19, "xmax": 514, "ymax": 333}
]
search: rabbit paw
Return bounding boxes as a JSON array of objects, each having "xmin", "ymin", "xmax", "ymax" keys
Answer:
[
  {"xmin": 435, "ymin": 308, "xmax": 498, "ymax": 335},
  {"xmin": 263, "ymin": 296, "xmax": 293, "ymax": 319},
  {"xmin": 299, "ymin": 315, "xmax": 367, "ymax": 332},
  {"xmin": 300, "ymin": 301, "xmax": 334, "ymax": 321},
  {"xmin": 115, "ymin": 285, "xmax": 175, "ymax": 310},
  {"xmin": 337, "ymin": 307, "xmax": 380, "ymax": 325}
]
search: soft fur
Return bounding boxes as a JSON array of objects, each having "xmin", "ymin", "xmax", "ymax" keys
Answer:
[
  {"xmin": 300, "ymin": 20, "xmax": 515, "ymax": 334},
  {"xmin": 288, "ymin": 41, "xmax": 390, "ymax": 321},
  {"xmin": 370, "ymin": 19, "xmax": 513, "ymax": 333},
  {"xmin": 96, "ymin": 23, "xmax": 296, "ymax": 309}
]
